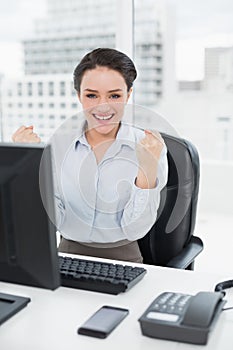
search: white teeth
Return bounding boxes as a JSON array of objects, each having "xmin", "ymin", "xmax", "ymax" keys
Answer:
[{"xmin": 94, "ymin": 114, "xmax": 113, "ymax": 120}]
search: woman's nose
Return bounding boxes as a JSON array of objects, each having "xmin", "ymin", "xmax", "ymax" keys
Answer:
[{"xmin": 96, "ymin": 100, "xmax": 111, "ymax": 112}]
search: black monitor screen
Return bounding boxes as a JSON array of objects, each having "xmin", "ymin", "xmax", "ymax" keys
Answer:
[{"xmin": 0, "ymin": 143, "xmax": 60, "ymax": 290}]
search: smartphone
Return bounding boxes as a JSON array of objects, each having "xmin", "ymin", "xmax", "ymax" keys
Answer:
[{"xmin": 77, "ymin": 305, "xmax": 129, "ymax": 339}]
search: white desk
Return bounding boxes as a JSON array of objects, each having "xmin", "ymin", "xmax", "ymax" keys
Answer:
[{"xmin": 0, "ymin": 256, "xmax": 232, "ymax": 350}]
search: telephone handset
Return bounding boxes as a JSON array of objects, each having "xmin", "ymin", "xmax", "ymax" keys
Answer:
[{"xmin": 138, "ymin": 291, "xmax": 226, "ymax": 345}]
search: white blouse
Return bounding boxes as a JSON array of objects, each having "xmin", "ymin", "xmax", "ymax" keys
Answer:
[{"xmin": 52, "ymin": 121, "xmax": 168, "ymax": 244}]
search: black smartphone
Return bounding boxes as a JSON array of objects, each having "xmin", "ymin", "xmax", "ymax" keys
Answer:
[{"xmin": 77, "ymin": 305, "xmax": 129, "ymax": 339}]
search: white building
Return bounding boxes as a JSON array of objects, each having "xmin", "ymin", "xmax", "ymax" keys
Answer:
[
  {"xmin": 1, "ymin": 74, "xmax": 78, "ymax": 141},
  {"xmin": 24, "ymin": 0, "xmax": 115, "ymax": 75},
  {"xmin": 204, "ymin": 47, "xmax": 233, "ymax": 93},
  {"xmin": 158, "ymin": 46, "xmax": 233, "ymax": 162}
]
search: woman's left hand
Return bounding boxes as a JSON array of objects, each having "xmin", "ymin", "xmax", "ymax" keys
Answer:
[{"xmin": 135, "ymin": 129, "xmax": 165, "ymax": 189}]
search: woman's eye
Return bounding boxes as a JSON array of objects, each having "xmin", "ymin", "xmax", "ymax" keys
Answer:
[
  {"xmin": 86, "ymin": 94, "xmax": 97, "ymax": 99},
  {"xmin": 110, "ymin": 94, "xmax": 121, "ymax": 99}
]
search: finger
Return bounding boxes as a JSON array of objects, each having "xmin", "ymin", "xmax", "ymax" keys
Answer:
[
  {"xmin": 13, "ymin": 125, "xmax": 33, "ymax": 137},
  {"xmin": 22, "ymin": 126, "xmax": 34, "ymax": 133},
  {"xmin": 22, "ymin": 133, "xmax": 41, "ymax": 143},
  {"xmin": 22, "ymin": 129, "xmax": 34, "ymax": 137},
  {"xmin": 12, "ymin": 125, "xmax": 27, "ymax": 135},
  {"xmin": 145, "ymin": 129, "xmax": 162, "ymax": 139},
  {"xmin": 35, "ymin": 136, "xmax": 41, "ymax": 142},
  {"xmin": 139, "ymin": 138, "xmax": 147, "ymax": 145},
  {"xmin": 32, "ymin": 134, "xmax": 41, "ymax": 143},
  {"xmin": 144, "ymin": 130, "xmax": 164, "ymax": 145},
  {"xmin": 139, "ymin": 139, "xmax": 152, "ymax": 149}
]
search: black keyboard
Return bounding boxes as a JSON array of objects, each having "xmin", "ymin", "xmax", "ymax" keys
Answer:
[{"xmin": 59, "ymin": 256, "xmax": 147, "ymax": 295}]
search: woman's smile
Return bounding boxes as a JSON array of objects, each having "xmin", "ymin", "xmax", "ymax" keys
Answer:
[{"xmin": 93, "ymin": 113, "xmax": 115, "ymax": 121}]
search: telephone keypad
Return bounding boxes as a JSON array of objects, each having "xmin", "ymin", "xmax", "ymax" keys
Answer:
[{"xmin": 150, "ymin": 292, "xmax": 192, "ymax": 316}]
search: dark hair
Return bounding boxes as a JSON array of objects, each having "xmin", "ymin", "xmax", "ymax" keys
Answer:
[{"xmin": 73, "ymin": 48, "xmax": 137, "ymax": 92}]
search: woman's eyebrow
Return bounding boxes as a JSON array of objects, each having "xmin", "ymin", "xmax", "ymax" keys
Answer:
[
  {"xmin": 84, "ymin": 88, "xmax": 98, "ymax": 92},
  {"xmin": 108, "ymin": 89, "xmax": 123, "ymax": 92},
  {"xmin": 84, "ymin": 88, "xmax": 123, "ymax": 93}
]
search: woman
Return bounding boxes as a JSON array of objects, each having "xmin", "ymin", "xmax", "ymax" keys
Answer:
[{"xmin": 12, "ymin": 48, "xmax": 168, "ymax": 263}]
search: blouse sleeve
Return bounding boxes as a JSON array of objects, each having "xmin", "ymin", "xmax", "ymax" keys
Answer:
[{"xmin": 121, "ymin": 144, "xmax": 168, "ymax": 240}]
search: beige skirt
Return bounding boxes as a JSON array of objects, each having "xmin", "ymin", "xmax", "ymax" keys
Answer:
[{"xmin": 58, "ymin": 237, "xmax": 143, "ymax": 263}]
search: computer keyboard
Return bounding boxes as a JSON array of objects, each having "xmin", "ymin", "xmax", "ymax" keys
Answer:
[{"xmin": 59, "ymin": 256, "xmax": 147, "ymax": 295}]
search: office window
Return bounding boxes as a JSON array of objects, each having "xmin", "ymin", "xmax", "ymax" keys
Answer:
[
  {"xmin": 133, "ymin": 0, "xmax": 233, "ymax": 160},
  {"xmin": 27, "ymin": 82, "xmax": 33, "ymax": 96},
  {"xmin": 17, "ymin": 82, "xmax": 22, "ymax": 96},
  {"xmin": 38, "ymin": 82, "xmax": 43, "ymax": 96},
  {"xmin": 133, "ymin": 0, "xmax": 233, "ymax": 221},
  {"xmin": 7, "ymin": 89, "xmax": 12, "ymax": 97},
  {"xmin": 60, "ymin": 81, "xmax": 66, "ymax": 96},
  {"xmin": 48, "ymin": 82, "xmax": 54, "ymax": 96}
]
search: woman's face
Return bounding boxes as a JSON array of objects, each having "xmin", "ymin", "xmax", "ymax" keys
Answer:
[{"xmin": 78, "ymin": 66, "xmax": 132, "ymax": 135}]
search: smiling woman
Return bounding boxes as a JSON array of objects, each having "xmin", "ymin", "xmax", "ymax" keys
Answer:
[{"xmin": 12, "ymin": 47, "xmax": 168, "ymax": 263}]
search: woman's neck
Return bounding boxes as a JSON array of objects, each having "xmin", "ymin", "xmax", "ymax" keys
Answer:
[
  {"xmin": 85, "ymin": 124, "xmax": 121, "ymax": 164},
  {"xmin": 85, "ymin": 124, "xmax": 120, "ymax": 148}
]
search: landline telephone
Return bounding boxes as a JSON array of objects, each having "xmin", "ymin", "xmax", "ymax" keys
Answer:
[{"xmin": 138, "ymin": 291, "xmax": 226, "ymax": 345}]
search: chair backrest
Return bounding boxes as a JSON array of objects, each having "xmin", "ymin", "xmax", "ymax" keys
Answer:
[{"xmin": 138, "ymin": 133, "xmax": 200, "ymax": 266}]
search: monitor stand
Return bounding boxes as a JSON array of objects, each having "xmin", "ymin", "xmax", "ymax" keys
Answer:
[{"xmin": 0, "ymin": 292, "xmax": 30, "ymax": 325}]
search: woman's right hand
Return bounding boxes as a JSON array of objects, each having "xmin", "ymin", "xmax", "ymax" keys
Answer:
[{"xmin": 12, "ymin": 125, "xmax": 41, "ymax": 143}]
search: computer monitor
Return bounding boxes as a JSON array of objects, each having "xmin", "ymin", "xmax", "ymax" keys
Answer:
[{"xmin": 0, "ymin": 143, "xmax": 60, "ymax": 290}]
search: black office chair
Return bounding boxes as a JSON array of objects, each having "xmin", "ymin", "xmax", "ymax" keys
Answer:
[{"xmin": 138, "ymin": 133, "xmax": 203, "ymax": 270}]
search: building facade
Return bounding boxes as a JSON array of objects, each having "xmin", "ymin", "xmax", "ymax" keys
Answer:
[{"xmin": 1, "ymin": 74, "xmax": 78, "ymax": 141}]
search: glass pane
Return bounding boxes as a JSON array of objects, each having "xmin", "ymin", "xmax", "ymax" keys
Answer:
[
  {"xmin": 133, "ymin": 0, "xmax": 233, "ymax": 224},
  {"xmin": 0, "ymin": 0, "xmax": 117, "ymax": 142},
  {"xmin": 133, "ymin": 0, "xmax": 233, "ymax": 163}
]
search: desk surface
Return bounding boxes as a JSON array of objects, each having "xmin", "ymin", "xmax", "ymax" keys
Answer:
[{"xmin": 0, "ymin": 255, "xmax": 233, "ymax": 350}]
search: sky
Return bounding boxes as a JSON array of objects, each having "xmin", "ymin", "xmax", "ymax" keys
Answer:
[{"xmin": 0, "ymin": 0, "xmax": 233, "ymax": 80}]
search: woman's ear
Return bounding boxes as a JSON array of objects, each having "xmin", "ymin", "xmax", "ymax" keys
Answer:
[{"xmin": 77, "ymin": 91, "xmax": 81, "ymax": 102}]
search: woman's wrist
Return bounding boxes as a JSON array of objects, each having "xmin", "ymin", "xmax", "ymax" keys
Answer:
[{"xmin": 135, "ymin": 168, "xmax": 157, "ymax": 189}]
